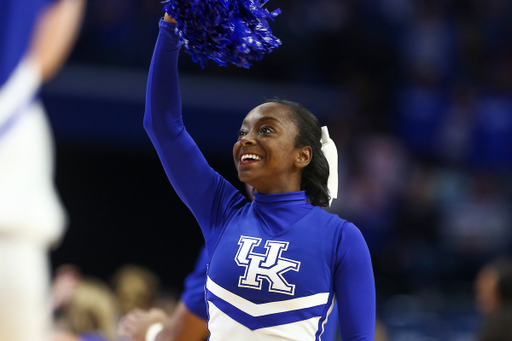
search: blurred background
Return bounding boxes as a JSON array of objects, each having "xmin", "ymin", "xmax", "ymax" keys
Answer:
[{"xmin": 44, "ymin": 0, "xmax": 512, "ymax": 340}]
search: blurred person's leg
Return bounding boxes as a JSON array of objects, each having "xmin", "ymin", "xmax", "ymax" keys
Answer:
[
  {"xmin": 0, "ymin": 239, "xmax": 51, "ymax": 341},
  {"xmin": 0, "ymin": 64, "xmax": 66, "ymax": 341},
  {"xmin": 0, "ymin": 0, "xmax": 84, "ymax": 340}
]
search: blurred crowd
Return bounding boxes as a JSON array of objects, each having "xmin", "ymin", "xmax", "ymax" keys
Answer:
[
  {"xmin": 48, "ymin": 257, "xmax": 512, "ymax": 341},
  {"xmin": 325, "ymin": 0, "xmax": 512, "ymax": 296},
  {"xmin": 50, "ymin": 264, "xmax": 178, "ymax": 341}
]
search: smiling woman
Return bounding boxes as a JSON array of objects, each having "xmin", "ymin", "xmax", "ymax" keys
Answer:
[
  {"xmin": 233, "ymin": 100, "xmax": 330, "ymax": 207},
  {"xmin": 234, "ymin": 102, "xmax": 311, "ymax": 195},
  {"xmin": 122, "ymin": 14, "xmax": 376, "ymax": 341}
]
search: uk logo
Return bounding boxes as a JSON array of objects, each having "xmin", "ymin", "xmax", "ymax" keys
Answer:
[{"xmin": 235, "ymin": 236, "xmax": 301, "ymax": 296}]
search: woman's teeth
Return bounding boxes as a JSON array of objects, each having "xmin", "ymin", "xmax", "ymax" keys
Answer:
[{"xmin": 241, "ymin": 154, "xmax": 262, "ymax": 162}]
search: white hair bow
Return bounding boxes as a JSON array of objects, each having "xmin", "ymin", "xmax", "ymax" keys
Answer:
[{"xmin": 320, "ymin": 126, "xmax": 338, "ymax": 207}]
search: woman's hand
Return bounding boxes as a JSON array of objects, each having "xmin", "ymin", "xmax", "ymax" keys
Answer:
[
  {"xmin": 118, "ymin": 308, "xmax": 167, "ymax": 341},
  {"xmin": 164, "ymin": 13, "xmax": 177, "ymax": 24}
]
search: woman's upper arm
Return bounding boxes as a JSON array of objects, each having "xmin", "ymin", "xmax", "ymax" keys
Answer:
[{"xmin": 334, "ymin": 223, "xmax": 376, "ymax": 341}]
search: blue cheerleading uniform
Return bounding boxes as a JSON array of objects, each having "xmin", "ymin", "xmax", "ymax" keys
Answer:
[
  {"xmin": 145, "ymin": 19, "xmax": 375, "ymax": 341},
  {"xmin": 181, "ymin": 246, "xmax": 210, "ymax": 321},
  {"xmin": 181, "ymin": 246, "xmax": 341, "ymax": 340}
]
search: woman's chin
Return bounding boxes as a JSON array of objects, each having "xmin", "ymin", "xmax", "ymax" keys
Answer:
[
  {"xmin": 237, "ymin": 170, "xmax": 252, "ymax": 183},
  {"xmin": 240, "ymin": 177, "xmax": 254, "ymax": 187}
]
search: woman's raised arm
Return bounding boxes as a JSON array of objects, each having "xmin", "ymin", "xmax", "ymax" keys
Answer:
[{"xmin": 143, "ymin": 19, "xmax": 245, "ymax": 243}]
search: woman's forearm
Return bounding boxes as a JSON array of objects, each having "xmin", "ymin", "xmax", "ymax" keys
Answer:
[{"xmin": 29, "ymin": 0, "xmax": 86, "ymax": 82}]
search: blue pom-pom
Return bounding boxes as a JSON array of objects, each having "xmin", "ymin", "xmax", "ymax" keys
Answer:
[{"xmin": 162, "ymin": 0, "xmax": 282, "ymax": 68}]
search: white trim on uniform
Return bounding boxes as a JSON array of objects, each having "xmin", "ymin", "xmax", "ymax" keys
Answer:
[
  {"xmin": 206, "ymin": 276, "xmax": 329, "ymax": 317},
  {"xmin": 207, "ymin": 301, "xmax": 322, "ymax": 341},
  {"xmin": 319, "ymin": 295, "xmax": 336, "ymax": 341}
]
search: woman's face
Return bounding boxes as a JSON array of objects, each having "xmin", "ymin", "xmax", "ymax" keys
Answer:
[{"xmin": 233, "ymin": 102, "xmax": 311, "ymax": 194}]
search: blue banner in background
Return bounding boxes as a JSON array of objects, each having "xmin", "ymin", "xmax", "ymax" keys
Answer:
[{"xmin": 42, "ymin": 64, "xmax": 346, "ymax": 156}]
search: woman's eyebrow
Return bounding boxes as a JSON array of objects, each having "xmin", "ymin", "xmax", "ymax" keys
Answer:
[
  {"xmin": 258, "ymin": 116, "xmax": 281, "ymax": 124},
  {"xmin": 242, "ymin": 116, "xmax": 282, "ymax": 126}
]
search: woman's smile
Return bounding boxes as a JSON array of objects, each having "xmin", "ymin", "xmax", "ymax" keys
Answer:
[{"xmin": 239, "ymin": 153, "xmax": 263, "ymax": 164}]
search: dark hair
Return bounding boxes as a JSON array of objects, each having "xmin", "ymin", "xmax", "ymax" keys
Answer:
[{"xmin": 266, "ymin": 99, "xmax": 330, "ymax": 207}]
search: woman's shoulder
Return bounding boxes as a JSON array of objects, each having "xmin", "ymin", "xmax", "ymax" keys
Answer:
[
  {"xmin": 310, "ymin": 206, "xmax": 348, "ymax": 225},
  {"xmin": 312, "ymin": 208, "xmax": 364, "ymax": 237},
  {"xmin": 225, "ymin": 195, "xmax": 252, "ymax": 218}
]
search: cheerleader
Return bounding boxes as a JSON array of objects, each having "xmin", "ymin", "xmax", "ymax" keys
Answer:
[{"xmin": 129, "ymin": 13, "xmax": 375, "ymax": 341}]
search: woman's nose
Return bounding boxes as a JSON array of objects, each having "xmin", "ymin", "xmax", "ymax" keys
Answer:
[{"xmin": 240, "ymin": 135, "xmax": 256, "ymax": 146}]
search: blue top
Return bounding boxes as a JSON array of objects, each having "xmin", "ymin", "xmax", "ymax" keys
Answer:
[
  {"xmin": 181, "ymin": 246, "xmax": 210, "ymax": 321},
  {"xmin": 145, "ymin": 19, "xmax": 375, "ymax": 341},
  {"xmin": 182, "ymin": 245, "xmax": 341, "ymax": 340},
  {"xmin": 0, "ymin": 0, "xmax": 56, "ymax": 85}
]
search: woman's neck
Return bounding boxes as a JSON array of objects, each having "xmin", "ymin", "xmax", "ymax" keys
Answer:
[
  {"xmin": 253, "ymin": 191, "xmax": 308, "ymax": 205},
  {"xmin": 252, "ymin": 191, "xmax": 313, "ymax": 236}
]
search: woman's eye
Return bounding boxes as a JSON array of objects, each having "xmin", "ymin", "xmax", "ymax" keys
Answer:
[
  {"xmin": 259, "ymin": 126, "xmax": 273, "ymax": 134},
  {"xmin": 238, "ymin": 130, "xmax": 247, "ymax": 139}
]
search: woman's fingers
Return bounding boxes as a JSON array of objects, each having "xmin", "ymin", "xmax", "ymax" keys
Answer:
[{"xmin": 164, "ymin": 13, "xmax": 177, "ymax": 24}]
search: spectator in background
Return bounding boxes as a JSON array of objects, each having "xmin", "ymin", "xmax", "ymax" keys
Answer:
[
  {"xmin": 439, "ymin": 173, "xmax": 512, "ymax": 278},
  {"xmin": 475, "ymin": 256, "xmax": 512, "ymax": 315},
  {"xmin": 52, "ymin": 269, "xmax": 120, "ymax": 341},
  {"xmin": 52, "ymin": 265, "xmax": 83, "ymax": 323},
  {"xmin": 118, "ymin": 248, "xmax": 210, "ymax": 341},
  {"xmin": 395, "ymin": 163, "xmax": 441, "ymax": 292},
  {"xmin": 475, "ymin": 257, "xmax": 512, "ymax": 341},
  {"xmin": 0, "ymin": 0, "xmax": 85, "ymax": 340},
  {"xmin": 375, "ymin": 320, "xmax": 389, "ymax": 341},
  {"xmin": 111, "ymin": 265, "xmax": 162, "ymax": 315}
]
